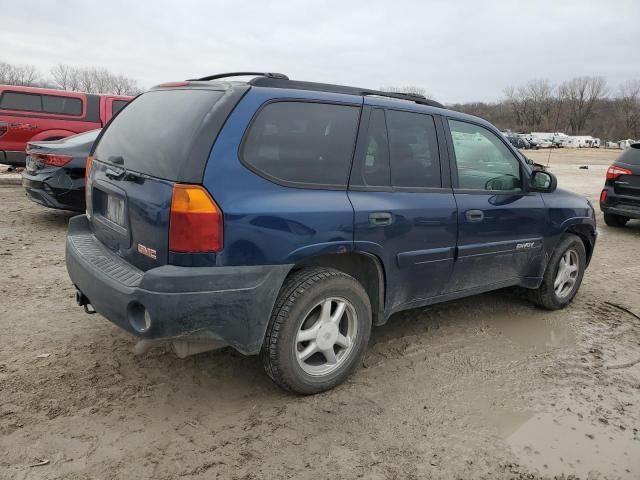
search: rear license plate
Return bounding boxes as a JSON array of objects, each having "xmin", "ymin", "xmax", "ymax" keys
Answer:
[{"xmin": 106, "ymin": 195, "xmax": 125, "ymax": 226}]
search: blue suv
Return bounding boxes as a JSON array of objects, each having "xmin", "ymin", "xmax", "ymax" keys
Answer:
[{"xmin": 66, "ymin": 72, "xmax": 596, "ymax": 394}]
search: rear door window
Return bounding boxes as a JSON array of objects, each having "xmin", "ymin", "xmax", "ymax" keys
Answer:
[
  {"xmin": 386, "ymin": 110, "xmax": 441, "ymax": 188},
  {"xmin": 242, "ymin": 101, "xmax": 360, "ymax": 187},
  {"xmin": 94, "ymin": 89, "xmax": 225, "ymax": 182},
  {"xmin": 0, "ymin": 92, "xmax": 42, "ymax": 112}
]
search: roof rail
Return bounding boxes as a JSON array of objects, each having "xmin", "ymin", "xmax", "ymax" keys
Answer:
[
  {"xmin": 248, "ymin": 77, "xmax": 443, "ymax": 108},
  {"xmin": 187, "ymin": 72, "xmax": 289, "ymax": 82}
]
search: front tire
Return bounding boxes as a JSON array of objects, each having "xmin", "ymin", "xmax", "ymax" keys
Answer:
[
  {"xmin": 261, "ymin": 268, "xmax": 372, "ymax": 394},
  {"xmin": 603, "ymin": 213, "xmax": 629, "ymax": 228},
  {"xmin": 528, "ymin": 234, "xmax": 586, "ymax": 310}
]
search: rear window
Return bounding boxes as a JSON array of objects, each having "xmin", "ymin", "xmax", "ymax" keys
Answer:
[
  {"xmin": 618, "ymin": 144, "xmax": 640, "ymax": 165},
  {"xmin": 94, "ymin": 89, "xmax": 225, "ymax": 181},
  {"xmin": 242, "ymin": 101, "xmax": 360, "ymax": 187},
  {"xmin": 0, "ymin": 91, "xmax": 82, "ymax": 115}
]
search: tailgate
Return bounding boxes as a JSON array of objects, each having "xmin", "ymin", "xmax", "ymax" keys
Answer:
[
  {"xmin": 86, "ymin": 86, "xmax": 246, "ymax": 270},
  {"xmin": 88, "ymin": 161, "xmax": 173, "ymax": 270}
]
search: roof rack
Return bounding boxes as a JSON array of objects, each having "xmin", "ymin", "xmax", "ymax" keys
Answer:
[
  {"xmin": 186, "ymin": 72, "xmax": 443, "ymax": 108},
  {"xmin": 187, "ymin": 72, "xmax": 289, "ymax": 82},
  {"xmin": 248, "ymin": 77, "xmax": 444, "ymax": 108}
]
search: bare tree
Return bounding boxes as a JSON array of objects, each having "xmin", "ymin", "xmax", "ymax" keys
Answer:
[
  {"xmin": 504, "ymin": 85, "xmax": 526, "ymax": 129},
  {"xmin": 50, "ymin": 64, "xmax": 142, "ymax": 95},
  {"xmin": 51, "ymin": 64, "xmax": 81, "ymax": 91},
  {"xmin": 0, "ymin": 61, "xmax": 40, "ymax": 86},
  {"xmin": 504, "ymin": 79, "xmax": 557, "ymax": 131},
  {"xmin": 616, "ymin": 79, "xmax": 640, "ymax": 139},
  {"xmin": 559, "ymin": 76, "xmax": 608, "ymax": 134},
  {"xmin": 0, "ymin": 61, "xmax": 13, "ymax": 84}
]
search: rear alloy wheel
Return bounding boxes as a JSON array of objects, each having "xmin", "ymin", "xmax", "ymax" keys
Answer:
[
  {"xmin": 295, "ymin": 297, "xmax": 358, "ymax": 376},
  {"xmin": 262, "ymin": 268, "xmax": 371, "ymax": 394},
  {"xmin": 528, "ymin": 234, "xmax": 586, "ymax": 310},
  {"xmin": 603, "ymin": 213, "xmax": 629, "ymax": 228}
]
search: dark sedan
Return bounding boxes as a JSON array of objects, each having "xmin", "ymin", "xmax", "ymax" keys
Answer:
[
  {"xmin": 22, "ymin": 129, "xmax": 99, "ymax": 212},
  {"xmin": 600, "ymin": 143, "xmax": 640, "ymax": 227}
]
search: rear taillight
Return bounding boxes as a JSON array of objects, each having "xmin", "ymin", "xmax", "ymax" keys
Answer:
[
  {"xmin": 169, "ymin": 184, "xmax": 223, "ymax": 253},
  {"xmin": 600, "ymin": 189, "xmax": 607, "ymax": 204},
  {"xmin": 85, "ymin": 156, "xmax": 93, "ymax": 217},
  {"xmin": 606, "ymin": 165, "xmax": 632, "ymax": 180},
  {"xmin": 31, "ymin": 153, "xmax": 73, "ymax": 167},
  {"xmin": 0, "ymin": 121, "xmax": 7, "ymax": 138}
]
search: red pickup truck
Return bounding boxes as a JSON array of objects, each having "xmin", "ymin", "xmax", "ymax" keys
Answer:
[{"xmin": 0, "ymin": 85, "xmax": 132, "ymax": 166}]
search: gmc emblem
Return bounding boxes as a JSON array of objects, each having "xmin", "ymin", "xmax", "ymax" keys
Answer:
[{"xmin": 137, "ymin": 243, "xmax": 157, "ymax": 260}]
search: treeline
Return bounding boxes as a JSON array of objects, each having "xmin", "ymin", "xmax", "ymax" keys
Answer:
[
  {"xmin": 449, "ymin": 77, "xmax": 640, "ymax": 142},
  {"xmin": 0, "ymin": 60, "xmax": 142, "ymax": 96}
]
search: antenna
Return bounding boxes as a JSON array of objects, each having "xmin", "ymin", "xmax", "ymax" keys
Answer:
[{"xmin": 547, "ymin": 98, "xmax": 563, "ymax": 168}]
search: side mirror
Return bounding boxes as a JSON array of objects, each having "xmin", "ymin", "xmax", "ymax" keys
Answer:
[{"xmin": 530, "ymin": 170, "xmax": 557, "ymax": 193}]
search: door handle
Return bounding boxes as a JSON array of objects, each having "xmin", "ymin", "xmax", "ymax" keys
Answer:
[
  {"xmin": 369, "ymin": 212, "xmax": 392, "ymax": 225},
  {"xmin": 465, "ymin": 209, "xmax": 484, "ymax": 222}
]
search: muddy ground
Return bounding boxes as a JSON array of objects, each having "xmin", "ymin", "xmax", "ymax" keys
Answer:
[{"xmin": 1, "ymin": 148, "xmax": 639, "ymax": 480}]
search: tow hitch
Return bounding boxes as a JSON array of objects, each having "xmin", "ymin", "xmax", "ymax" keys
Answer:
[{"xmin": 75, "ymin": 290, "xmax": 96, "ymax": 314}]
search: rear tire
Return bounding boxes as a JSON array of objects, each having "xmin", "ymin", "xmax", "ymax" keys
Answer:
[
  {"xmin": 528, "ymin": 234, "xmax": 586, "ymax": 310},
  {"xmin": 261, "ymin": 268, "xmax": 372, "ymax": 394},
  {"xmin": 603, "ymin": 213, "xmax": 629, "ymax": 228}
]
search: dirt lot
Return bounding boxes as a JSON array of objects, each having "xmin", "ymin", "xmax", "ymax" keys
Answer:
[{"xmin": 1, "ymin": 149, "xmax": 639, "ymax": 480}]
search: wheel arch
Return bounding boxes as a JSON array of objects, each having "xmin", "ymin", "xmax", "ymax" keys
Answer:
[
  {"xmin": 565, "ymin": 224, "xmax": 595, "ymax": 266},
  {"xmin": 292, "ymin": 252, "xmax": 386, "ymax": 326}
]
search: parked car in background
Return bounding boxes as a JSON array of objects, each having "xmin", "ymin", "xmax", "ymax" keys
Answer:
[
  {"xmin": 521, "ymin": 134, "xmax": 540, "ymax": 149},
  {"xmin": 600, "ymin": 143, "xmax": 640, "ymax": 227},
  {"xmin": 66, "ymin": 72, "xmax": 596, "ymax": 394},
  {"xmin": 505, "ymin": 134, "xmax": 527, "ymax": 149},
  {"xmin": 0, "ymin": 85, "xmax": 131, "ymax": 166},
  {"xmin": 618, "ymin": 139, "xmax": 636, "ymax": 150},
  {"xmin": 22, "ymin": 129, "xmax": 100, "ymax": 212}
]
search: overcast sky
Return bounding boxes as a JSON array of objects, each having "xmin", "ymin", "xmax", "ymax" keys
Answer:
[{"xmin": 1, "ymin": 0, "xmax": 638, "ymax": 103}]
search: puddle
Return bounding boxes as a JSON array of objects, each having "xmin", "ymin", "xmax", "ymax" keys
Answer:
[
  {"xmin": 506, "ymin": 411, "xmax": 640, "ymax": 479},
  {"xmin": 493, "ymin": 313, "xmax": 576, "ymax": 350}
]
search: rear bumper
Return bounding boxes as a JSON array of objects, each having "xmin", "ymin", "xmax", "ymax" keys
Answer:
[
  {"xmin": 65, "ymin": 215, "xmax": 292, "ymax": 354},
  {"xmin": 600, "ymin": 190, "xmax": 640, "ymax": 219},
  {"xmin": 601, "ymin": 204, "xmax": 640, "ymax": 219},
  {"xmin": 22, "ymin": 174, "xmax": 85, "ymax": 212}
]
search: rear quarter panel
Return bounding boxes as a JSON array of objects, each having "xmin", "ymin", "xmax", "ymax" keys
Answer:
[{"xmin": 202, "ymin": 87, "xmax": 362, "ymax": 267}]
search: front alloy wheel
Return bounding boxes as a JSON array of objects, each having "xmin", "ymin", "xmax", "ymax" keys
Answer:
[
  {"xmin": 528, "ymin": 234, "xmax": 586, "ymax": 310},
  {"xmin": 554, "ymin": 249, "xmax": 579, "ymax": 299}
]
